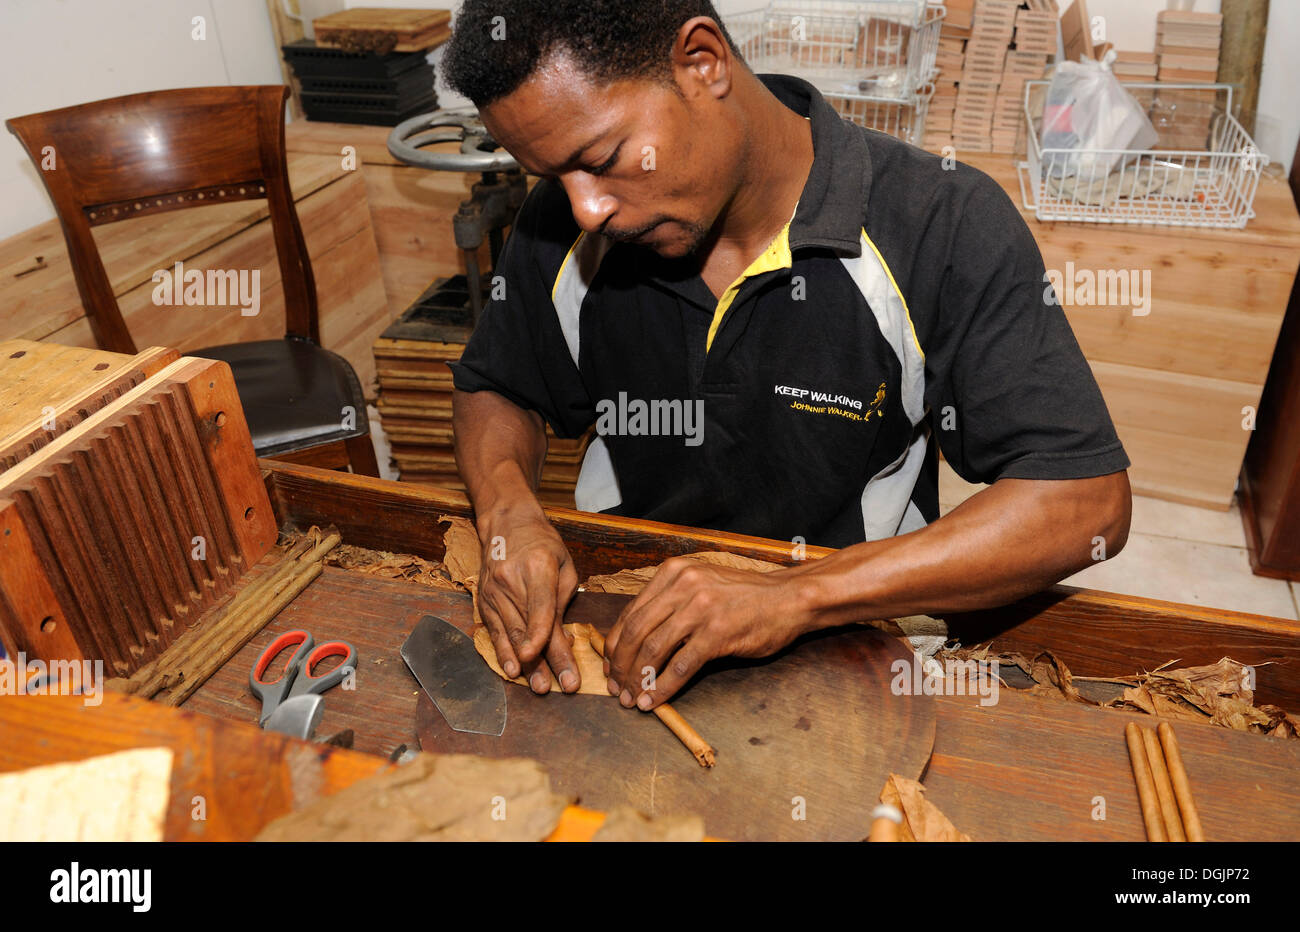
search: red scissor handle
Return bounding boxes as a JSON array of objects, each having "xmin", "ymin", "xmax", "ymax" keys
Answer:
[{"xmin": 253, "ymin": 630, "xmax": 312, "ymax": 684}]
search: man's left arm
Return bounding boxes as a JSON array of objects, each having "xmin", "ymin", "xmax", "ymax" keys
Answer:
[{"xmin": 603, "ymin": 470, "xmax": 1130, "ymax": 709}]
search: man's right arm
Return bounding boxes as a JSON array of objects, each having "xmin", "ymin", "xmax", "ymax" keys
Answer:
[{"xmin": 452, "ymin": 387, "xmax": 581, "ymax": 695}]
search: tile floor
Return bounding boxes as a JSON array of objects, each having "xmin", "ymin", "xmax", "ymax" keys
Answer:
[{"xmin": 938, "ymin": 460, "xmax": 1300, "ymax": 622}]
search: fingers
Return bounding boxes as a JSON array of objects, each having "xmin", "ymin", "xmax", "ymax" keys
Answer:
[
  {"xmin": 543, "ymin": 619, "xmax": 581, "ymax": 693},
  {"xmin": 605, "ymin": 592, "xmax": 678, "ymax": 705},
  {"xmin": 637, "ymin": 638, "xmax": 714, "ymax": 710},
  {"xmin": 518, "ymin": 566, "xmax": 558, "ymax": 664},
  {"xmin": 625, "ymin": 613, "xmax": 695, "ymax": 706},
  {"xmin": 478, "ymin": 590, "xmax": 523, "ymax": 680}
]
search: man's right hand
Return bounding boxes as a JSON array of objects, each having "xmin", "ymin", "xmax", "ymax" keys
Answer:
[{"xmin": 476, "ymin": 512, "xmax": 581, "ymax": 694}]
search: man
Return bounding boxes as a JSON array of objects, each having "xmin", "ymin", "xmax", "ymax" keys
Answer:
[{"xmin": 442, "ymin": 0, "xmax": 1132, "ymax": 711}]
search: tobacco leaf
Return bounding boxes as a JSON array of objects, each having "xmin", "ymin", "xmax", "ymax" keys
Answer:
[
  {"xmin": 941, "ymin": 647, "xmax": 1298, "ymax": 739},
  {"xmin": 878, "ymin": 773, "xmax": 970, "ymax": 842},
  {"xmin": 255, "ymin": 753, "xmax": 571, "ymax": 842},
  {"xmin": 583, "ymin": 550, "xmax": 785, "ymax": 594},
  {"xmin": 592, "ymin": 806, "xmax": 706, "ymax": 842},
  {"xmin": 473, "ymin": 622, "xmax": 610, "ymax": 696}
]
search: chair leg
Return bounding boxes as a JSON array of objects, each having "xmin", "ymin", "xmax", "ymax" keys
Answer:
[{"xmin": 344, "ymin": 432, "xmax": 381, "ymax": 477}]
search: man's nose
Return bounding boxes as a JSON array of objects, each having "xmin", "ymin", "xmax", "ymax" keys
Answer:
[{"xmin": 559, "ymin": 174, "xmax": 617, "ymax": 233}]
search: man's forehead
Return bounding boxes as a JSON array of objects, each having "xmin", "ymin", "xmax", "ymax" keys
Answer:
[{"xmin": 481, "ymin": 54, "xmax": 649, "ymax": 172}]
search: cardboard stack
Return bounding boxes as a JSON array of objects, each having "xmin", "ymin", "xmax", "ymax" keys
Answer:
[
  {"xmin": 1151, "ymin": 10, "xmax": 1222, "ymax": 151},
  {"xmin": 953, "ymin": 0, "xmax": 1017, "ymax": 153},
  {"xmin": 1155, "ymin": 10, "xmax": 1222, "ymax": 83},
  {"xmin": 923, "ymin": 0, "xmax": 973, "ymax": 150},
  {"xmin": 1112, "ymin": 50, "xmax": 1159, "ymax": 80}
]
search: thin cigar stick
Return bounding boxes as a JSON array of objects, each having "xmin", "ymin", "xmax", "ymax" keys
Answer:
[
  {"xmin": 123, "ymin": 533, "xmax": 339, "ymax": 699},
  {"xmin": 1125, "ymin": 721, "xmax": 1167, "ymax": 841},
  {"xmin": 1158, "ymin": 722, "xmax": 1205, "ymax": 842},
  {"xmin": 160, "ymin": 562, "xmax": 323, "ymax": 706},
  {"xmin": 1141, "ymin": 726, "xmax": 1186, "ymax": 842},
  {"xmin": 585, "ymin": 626, "xmax": 716, "ymax": 768}
]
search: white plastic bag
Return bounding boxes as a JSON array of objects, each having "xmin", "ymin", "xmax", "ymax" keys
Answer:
[{"xmin": 1040, "ymin": 50, "xmax": 1158, "ymax": 178}]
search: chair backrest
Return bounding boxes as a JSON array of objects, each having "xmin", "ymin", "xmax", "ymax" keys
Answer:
[{"xmin": 6, "ymin": 86, "xmax": 318, "ymax": 353}]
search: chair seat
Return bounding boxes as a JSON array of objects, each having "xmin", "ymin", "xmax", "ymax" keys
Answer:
[{"xmin": 193, "ymin": 338, "xmax": 369, "ymax": 457}]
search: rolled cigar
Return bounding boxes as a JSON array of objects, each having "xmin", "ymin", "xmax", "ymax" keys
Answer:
[
  {"xmin": 1125, "ymin": 721, "xmax": 1167, "ymax": 841},
  {"xmin": 1158, "ymin": 722, "xmax": 1205, "ymax": 842},
  {"xmin": 585, "ymin": 627, "xmax": 717, "ymax": 768},
  {"xmin": 1141, "ymin": 726, "xmax": 1186, "ymax": 842},
  {"xmin": 868, "ymin": 804, "xmax": 903, "ymax": 842}
]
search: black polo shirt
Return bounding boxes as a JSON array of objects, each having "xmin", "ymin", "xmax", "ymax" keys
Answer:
[{"xmin": 450, "ymin": 73, "xmax": 1129, "ymax": 549}]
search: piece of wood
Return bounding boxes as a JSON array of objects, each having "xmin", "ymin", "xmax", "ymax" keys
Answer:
[
  {"xmin": 266, "ymin": 0, "xmax": 307, "ymax": 121},
  {"xmin": 1157, "ymin": 721, "xmax": 1206, "ymax": 841},
  {"xmin": 1239, "ymin": 138, "xmax": 1300, "ymax": 579},
  {"xmin": 0, "ymin": 340, "xmax": 179, "ymax": 470},
  {"xmin": 923, "ymin": 689, "xmax": 1300, "ymax": 841},
  {"xmin": 0, "ymin": 357, "xmax": 276, "ymax": 674},
  {"xmin": 312, "ymin": 8, "xmax": 451, "ymax": 53}
]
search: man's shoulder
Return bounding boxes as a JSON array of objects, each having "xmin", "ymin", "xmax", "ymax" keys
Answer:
[{"xmin": 856, "ymin": 125, "xmax": 1010, "ymax": 221}]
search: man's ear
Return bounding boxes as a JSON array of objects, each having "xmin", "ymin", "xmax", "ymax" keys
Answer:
[{"xmin": 672, "ymin": 16, "xmax": 734, "ymax": 100}]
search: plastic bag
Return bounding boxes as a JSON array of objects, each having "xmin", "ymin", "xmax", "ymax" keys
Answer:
[{"xmin": 1040, "ymin": 50, "xmax": 1158, "ymax": 178}]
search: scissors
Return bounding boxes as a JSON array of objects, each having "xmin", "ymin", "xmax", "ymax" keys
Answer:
[{"xmin": 250, "ymin": 630, "xmax": 358, "ymax": 727}]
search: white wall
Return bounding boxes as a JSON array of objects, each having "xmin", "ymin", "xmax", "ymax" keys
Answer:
[
  {"xmin": 1, "ymin": 0, "xmax": 1295, "ymax": 242},
  {"xmin": 0, "ymin": 0, "xmax": 282, "ymax": 240}
]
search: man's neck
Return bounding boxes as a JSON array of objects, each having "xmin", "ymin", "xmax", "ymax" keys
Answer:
[{"xmin": 710, "ymin": 77, "xmax": 815, "ymax": 261}]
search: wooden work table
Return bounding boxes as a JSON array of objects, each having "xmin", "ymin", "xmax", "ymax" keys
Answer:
[{"xmin": 6, "ymin": 460, "xmax": 1294, "ymax": 842}]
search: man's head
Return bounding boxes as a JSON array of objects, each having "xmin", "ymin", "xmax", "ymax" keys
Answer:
[{"xmin": 443, "ymin": 0, "xmax": 754, "ymax": 258}]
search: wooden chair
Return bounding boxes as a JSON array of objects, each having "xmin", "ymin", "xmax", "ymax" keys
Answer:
[{"xmin": 6, "ymin": 85, "xmax": 380, "ymax": 476}]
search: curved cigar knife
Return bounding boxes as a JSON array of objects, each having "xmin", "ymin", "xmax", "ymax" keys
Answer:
[{"xmin": 401, "ymin": 614, "xmax": 507, "ymax": 736}]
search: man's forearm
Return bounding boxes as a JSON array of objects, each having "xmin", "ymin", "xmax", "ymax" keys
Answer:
[
  {"xmin": 790, "ymin": 473, "xmax": 1132, "ymax": 632},
  {"xmin": 452, "ymin": 388, "xmax": 549, "ymax": 537}
]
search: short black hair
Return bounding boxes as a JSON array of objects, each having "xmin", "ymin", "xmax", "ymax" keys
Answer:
[{"xmin": 442, "ymin": 0, "xmax": 743, "ymax": 107}]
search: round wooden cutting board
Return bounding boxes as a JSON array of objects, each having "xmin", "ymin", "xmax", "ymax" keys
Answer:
[{"xmin": 416, "ymin": 592, "xmax": 936, "ymax": 841}]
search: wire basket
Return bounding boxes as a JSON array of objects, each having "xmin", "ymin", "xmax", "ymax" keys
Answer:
[
  {"xmin": 725, "ymin": 1, "xmax": 945, "ymax": 143},
  {"xmin": 1018, "ymin": 81, "xmax": 1267, "ymax": 229}
]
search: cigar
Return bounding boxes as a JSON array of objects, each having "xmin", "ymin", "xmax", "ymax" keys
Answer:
[
  {"xmin": 585, "ymin": 626, "xmax": 716, "ymax": 768},
  {"xmin": 1141, "ymin": 725, "xmax": 1186, "ymax": 842},
  {"xmin": 868, "ymin": 804, "xmax": 903, "ymax": 842},
  {"xmin": 1125, "ymin": 721, "xmax": 1167, "ymax": 841},
  {"xmin": 1158, "ymin": 722, "xmax": 1205, "ymax": 841}
]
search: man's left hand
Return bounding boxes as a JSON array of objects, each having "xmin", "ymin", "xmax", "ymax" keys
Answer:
[{"xmin": 603, "ymin": 557, "xmax": 817, "ymax": 710}]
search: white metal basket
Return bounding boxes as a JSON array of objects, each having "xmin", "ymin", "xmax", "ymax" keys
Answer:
[
  {"xmin": 1017, "ymin": 81, "xmax": 1266, "ymax": 229},
  {"xmin": 725, "ymin": 1, "xmax": 945, "ymax": 143}
]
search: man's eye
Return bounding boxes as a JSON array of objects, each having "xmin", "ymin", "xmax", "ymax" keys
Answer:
[{"xmin": 587, "ymin": 146, "xmax": 621, "ymax": 176}]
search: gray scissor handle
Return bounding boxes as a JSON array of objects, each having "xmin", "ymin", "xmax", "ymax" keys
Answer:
[{"xmin": 387, "ymin": 107, "xmax": 520, "ymax": 173}]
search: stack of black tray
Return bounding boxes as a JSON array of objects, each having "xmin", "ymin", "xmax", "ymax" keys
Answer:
[{"xmin": 282, "ymin": 39, "xmax": 437, "ymax": 126}]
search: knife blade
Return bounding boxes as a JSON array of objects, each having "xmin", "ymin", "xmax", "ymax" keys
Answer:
[{"xmin": 401, "ymin": 614, "xmax": 507, "ymax": 736}]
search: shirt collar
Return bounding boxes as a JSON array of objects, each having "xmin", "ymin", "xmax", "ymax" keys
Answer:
[{"xmin": 757, "ymin": 73, "xmax": 870, "ymax": 257}]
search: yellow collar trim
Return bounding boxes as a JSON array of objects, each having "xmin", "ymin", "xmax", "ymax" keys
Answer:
[{"xmin": 705, "ymin": 220, "xmax": 794, "ymax": 352}]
